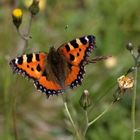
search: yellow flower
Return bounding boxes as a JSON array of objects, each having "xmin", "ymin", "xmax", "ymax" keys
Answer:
[
  {"xmin": 117, "ymin": 75, "xmax": 134, "ymax": 90},
  {"xmin": 12, "ymin": 8, "xmax": 23, "ymax": 19},
  {"xmin": 12, "ymin": 8, "xmax": 23, "ymax": 29}
]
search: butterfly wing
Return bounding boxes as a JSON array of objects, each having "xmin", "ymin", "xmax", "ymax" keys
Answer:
[
  {"xmin": 58, "ymin": 35, "xmax": 96, "ymax": 88},
  {"xmin": 9, "ymin": 53, "xmax": 63, "ymax": 96},
  {"xmin": 64, "ymin": 65, "xmax": 85, "ymax": 88},
  {"xmin": 34, "ymin": 76, "xmax": 63, "ymax": 96},
  {"xmin": 10, "ymin": 53, "xmax": 46, "ymax": 79},
  {"xmin": 9, "ymin": 35, "xmax": 96, "ymax": 96},
  {"xmin": 58, "ymin": 35, "xmax": 96, "ymax": 66}
]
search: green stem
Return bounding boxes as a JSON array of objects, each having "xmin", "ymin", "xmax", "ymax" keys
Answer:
[
  {"xmin": 131, "ymin": 66, "xmax": 137, "ymax": 140},
  {"xmin": 4, "ymin": 72, "xmax": 11, "ymax": 140},
  {"xmin": 12, "ymin": 95, "xmax": 18, "ymax": 140},
  {"xmin": 88, "ymin": 102, "xmax": 113, "ymax": 127},
  {"xmin": 84, "ymin": 110, "xmax": 89, "ymax": 136},
  {"xmin": 63, "ymin": 102, "xmax": 81, "ymax": 140}
]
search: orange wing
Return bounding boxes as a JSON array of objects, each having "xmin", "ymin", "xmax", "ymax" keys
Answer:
[
  {"xmin": 9, "ymin": 52, "xmax": 63, "ymax": 97},
  {"xmin": 58, "ymin": 35, "xmax": 96, "ymax": 66},
  {"xmin": 10, "ymin": 35, "xmax": 96, "ymax": 96},
  {"xmin": 10, "ymin": 53, "xmax": 47, "ymax": 80},
  {"xmin": 64, "ymin": 65, "xmax": 85, "ymax": 89},
  {"xmin": 58, "ymin": 35, "xmax": 96, "ymax": 88},
  {"xmin": 34, "ymin": 76, "xmax": 63, "ymax": 96}
]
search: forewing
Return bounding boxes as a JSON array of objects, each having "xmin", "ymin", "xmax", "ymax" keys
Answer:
[
  {"xmin": 9, "ymin": 53, "xmax": 47, "ymax": 80},
  {"xmin": 58, "ymin": 35, "xmax": 96, "ymax": 66}
]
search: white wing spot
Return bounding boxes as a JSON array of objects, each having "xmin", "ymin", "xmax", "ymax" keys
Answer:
[
  {"xmin": 15, "ymin": 58, "xmax": 18, "ymax": 64},
  {"xmin": 85, "ymin": 36, "xmax": 89, "ymax": 42},
  {"xmin": 32, "ymin": 53, "xmax": 36, "ymax": 62},
  {"xmin": 48, "ymin": 91, "xmax": 51, "ymax": 94},
  {"xmin": 23, "ymin": 55, "xmax": 27, "ymax": 63}
]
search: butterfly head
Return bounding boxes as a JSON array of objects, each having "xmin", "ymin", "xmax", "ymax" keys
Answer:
[
  {"xmin": 49, "ymin": 46, "xmax": 56, "ymax": 53},
  {"xmin": 48, "ymin": 47, "xmax": 60, "ymax": 64}
]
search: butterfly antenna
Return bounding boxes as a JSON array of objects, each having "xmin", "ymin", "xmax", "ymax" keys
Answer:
[{"xmin": 87, "ymin": 55, "xmax": 112, "ymax": 64}]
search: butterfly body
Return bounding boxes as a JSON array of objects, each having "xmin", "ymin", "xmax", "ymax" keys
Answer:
[
  {"xmin": 10, "ymin": 35, "xmax": 96, "ymax": 97},
  {"xmin": 44, "ymin": 47, "xmax": 70, "ymax": 88}
]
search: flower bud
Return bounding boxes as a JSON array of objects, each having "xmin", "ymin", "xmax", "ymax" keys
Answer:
[
  {"xmin": 79, "ymin": 90, "xmax": 91, "ymax": 110},
  {"xmin": 29, "ymin": 0, "xmax": 40, "ymax": 16},
  {"xmin": 126, "ymin": 42, "xmax": 133, "ymax": 51},
  {"xmin": 12, "ymin": 8, "xmax": 23, "ymax": 29}
]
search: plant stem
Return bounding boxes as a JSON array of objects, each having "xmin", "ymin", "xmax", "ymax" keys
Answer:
[
  {"xmin": 131, "ymin": 66, "xmax": 137, "ymax": 140},
  {"xmin": 12, "ymin": 95, "xmax": 18, "ymax": 140},
  {"xmin": 23, "ymin": 14, "xmax": 33, "ymax": 53},
  {"xmin": 84, "ymin": 110, "xmax": 89, "ymax": 136},
  {"xmin": 17, "ymin": 29, "xmax": 31, "ymax": 41},
  {"xmin": 17, "ymin": 13, "xmax": 33, "ymax": 54},
  {"xmin": 63, "ymin": 102, "xmax": 81, "ymax": 140},
  {"xmin": 88, "ymin": 102, "xmax": 113, "ymax": 127}
]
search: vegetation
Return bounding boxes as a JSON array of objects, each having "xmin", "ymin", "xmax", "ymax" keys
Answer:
[{"xmin": 0, "ymin": 0, "xmax": 140, "ymax": 140}]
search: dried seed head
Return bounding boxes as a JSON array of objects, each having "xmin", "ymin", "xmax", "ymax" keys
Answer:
[{"xmin": 117, "ymin": 75, "xmax": 134, "ymax": 90}]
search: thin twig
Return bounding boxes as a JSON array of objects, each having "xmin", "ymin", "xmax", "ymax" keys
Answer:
[
  {"xmin": 63, "ymin": 102, "xmax": 81, "ymax": 140},
  {"xmin": 17, "ymin": 13, "xmax": 33, "ymax": 53},
  {"xmin": 131, "ymin": 50, "xmax": 136, "ymax": 61},
  {"xmin": 88, "ymin": 102, "xmax": 114, "ymax": 127},
  {"xmin": 12, "ymin": 96, "xmax": 18, "ymax": 140},
  {"xmin": 131, "ymin": 66, "xmax": 137, "ymax": 140},
  {"xmin": 89, "ymin": 82, "xmax": 116, "ymax": 112},
  {"xmin": 23, "ymin": 13, "xmax": 33, "ymax": 53},
  {"xmin": 17, "ymin": 29, "xmax": 29, "ymax": 41}
]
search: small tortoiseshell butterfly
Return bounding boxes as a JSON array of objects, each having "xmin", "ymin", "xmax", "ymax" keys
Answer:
[{"xmin": 10, "ymin": 35, "xmax": 96, "ymax": 97}]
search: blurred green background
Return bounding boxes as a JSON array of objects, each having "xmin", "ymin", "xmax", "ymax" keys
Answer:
[{"xmin": 0, "ymin": 0, "xmax": 140, "ymax": 140}]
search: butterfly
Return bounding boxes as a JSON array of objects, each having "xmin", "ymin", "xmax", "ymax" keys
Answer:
[{"xmin": 9, "ymin": 35, "xmax": 96, "ymax": 97}]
